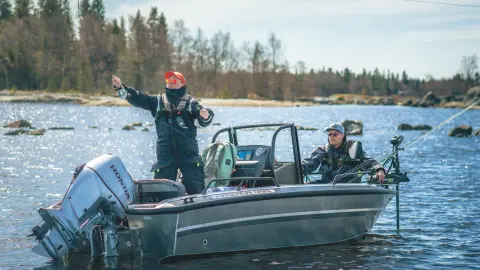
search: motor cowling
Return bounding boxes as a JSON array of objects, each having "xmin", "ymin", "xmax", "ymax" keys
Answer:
[{"xmin": 31, "ymin": 154, "xmax": 135, "ymax": 260}]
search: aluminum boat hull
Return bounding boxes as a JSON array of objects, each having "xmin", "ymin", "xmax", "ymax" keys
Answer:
[{"xmin": 125, "ymin": 183, "xmax": 394, "ymax": 260}]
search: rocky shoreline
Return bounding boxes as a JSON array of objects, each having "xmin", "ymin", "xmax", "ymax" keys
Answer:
[
  {"xmin": 3, "ymin": 118, "xmax": 479, "ymax": 138},
  {"xmin": 0, "ymin": 87, "xmax": 478, "ymax": 108}
]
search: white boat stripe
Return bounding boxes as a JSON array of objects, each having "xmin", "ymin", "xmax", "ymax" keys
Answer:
[
  {"xmin": 177, "ymin": 208, "xmax": 383, "ymax": 233},
  {"xmin": 173, "ymin": 214, "xmax": 179, "ymax": 254}
]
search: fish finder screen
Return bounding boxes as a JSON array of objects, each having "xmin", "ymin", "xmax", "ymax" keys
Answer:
[{"xmin": 237, "ymin": 150, "xmax": 254, "ymax": 160}]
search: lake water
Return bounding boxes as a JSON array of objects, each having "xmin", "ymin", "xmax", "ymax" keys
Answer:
[{"xmin": 0, "ymin": 102, "xmax": 479, "ymax": 270}]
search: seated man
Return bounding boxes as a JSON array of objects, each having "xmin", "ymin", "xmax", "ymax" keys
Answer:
[{"xmin": 301, "ymin": 123, "xmax": 385, "ymax": 183}]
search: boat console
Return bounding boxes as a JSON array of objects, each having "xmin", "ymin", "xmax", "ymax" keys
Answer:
[{"xmin": 232, "ymin": 145, "xmax": 272, "ymax": 178}]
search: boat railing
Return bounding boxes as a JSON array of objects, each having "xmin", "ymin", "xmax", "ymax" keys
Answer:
[{"xmin": 202, "ymin": 177, "xmax": 280, "ymax": 195}]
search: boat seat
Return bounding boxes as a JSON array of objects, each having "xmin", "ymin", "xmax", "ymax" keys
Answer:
[
  {"xmin": 274, "ymin": 163, "xmax": 297, "ymax": 185},
  {"xmin": 231, "ymin": 160, "xmax": 266, "ymax": 178},
  {"xmin": 133, "ymin": 179, "xmax": 186, "ymax": 203}
]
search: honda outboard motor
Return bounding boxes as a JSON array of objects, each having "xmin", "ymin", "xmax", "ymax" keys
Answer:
[{"xmin": 30, "ymin": 154, "xmax": 134, "ymax": 260}]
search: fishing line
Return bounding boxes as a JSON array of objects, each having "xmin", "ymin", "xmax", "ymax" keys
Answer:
[
  {"xmin": 332, "ymin": 98, "xmax": 480, "ymax": 183},
  {"xmin": 405, "ymin": 0, "xmax": 480, "ymax": 8}
]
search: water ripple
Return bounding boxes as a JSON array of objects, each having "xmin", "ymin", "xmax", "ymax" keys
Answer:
[{"xmin": 0, "ymin": 103, "xmax": 479, "ymax": 269}]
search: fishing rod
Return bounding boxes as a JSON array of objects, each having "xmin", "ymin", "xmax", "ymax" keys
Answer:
[
  {"xmin": 331, "ymin": 98, "xmax": 479, "ymax": 230},
  {"xmin": 332, "ymin": 98, "xmax": 480, "ymax": 183}
]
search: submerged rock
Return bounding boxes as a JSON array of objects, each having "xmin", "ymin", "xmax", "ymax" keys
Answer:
[
  {"xmin": 122, "ymin": 125, "xmax": 136, "ymax": 131},
  {"xmin": 4, "ymin": 128, "xmax": 45, "ymax": 136},
  {"xmin": 295, "ymin": 125, "xmax": 318, "ymax": 131},
  {"xmin": 4, "ymin": 129, "xmax": 27, "ymax": 135},
  {"xmin": 398, "ymin": 124, "xmax": 432, "ymax": 131},
  {"xmin": 48, "ymin": 127, "xmax": 74, "ymax": 130},
  {"xmin": 27, "ymin": 129, "xmax": 46, "ymax": 135},
  {"xmin": 413, "ymin": 124, "xmax": 432, "ymax": 130},
  {"xmin": 398, "ymin": 124, "xmax": 413, "ymax": 130},
  {"xmin": 3, "ymin": 119, "xmax": 32, "ymax": 128},
  {"xmin": 341, "ymin": 120, "xmax": 363, "ymax": 135},
  {"xmin": 448, "ymin": 125, "xmax": 472, "ymax": 137}
]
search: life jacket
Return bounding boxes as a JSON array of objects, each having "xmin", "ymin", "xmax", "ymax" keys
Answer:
[
  {"xmin": 157, "ymin": 93, "xmax": 193, "ymax": 114},
  {"xmin": 323, "ymin": 140, "xmax": 365, "ymax": 167},
  {"xmin": 201, "ymin": 140, "xmax": 238, "ymax": 186},
  {"xmin": 153, "ymin": 93, "xmax": 198, "ymax": 161}
]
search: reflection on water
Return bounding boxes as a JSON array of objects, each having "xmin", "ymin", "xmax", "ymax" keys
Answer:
[
  {"xmin": 35, "ymin": 234, "xmax": 403, "ymax": 270},
  {"xmin": 1, "ymin": 103, "xmax": 479, "ymax": 269}
]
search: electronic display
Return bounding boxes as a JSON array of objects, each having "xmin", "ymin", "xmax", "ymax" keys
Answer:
[{"xmin": 237, "ymin": 150, "xmax": 254, "ymax": 160}]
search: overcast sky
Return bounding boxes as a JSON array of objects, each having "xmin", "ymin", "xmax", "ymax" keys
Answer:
[{"xmin": 70, "ymin": 0, "xmax": 480, "ymax": 79}]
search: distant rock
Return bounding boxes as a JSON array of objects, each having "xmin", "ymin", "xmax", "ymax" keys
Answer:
[
  {"xmin": 48, "ymin": 127, "xmax": 74, "ymax": 130},
  {"xmin": 295, "ymin": 125, "xmax": 318, "ymax": 131},
  {"xmin": 419, "ymin": 91, "xmax": 441, "ymax": 107},
  {"xmin": 341, "ymin": 120, "xmax": 363, "ymax": 135},
  {"xmin": 413, "ymin": 124, "xmax": 432, "ymax": 130},
  {"xmin": 448, "ymin": 125, "xmax": 472, "ymax": 137},
  {"xmin": 27, "ymin": 129, "xmax": 46, "ymax": 135},
  {"xmin": 122, "ymin": 125, "xmax": 136, "ymax": 131},
  {"xmin": 4, "ymin": 129, "xmax": 26, "ymax": 135},
  {"xmin": 464, "ymin": 87, "xmax": 480, "ymax": 102},
  {"xmin": 398, "ymin": 123, "xmax": 432, "ymax": 131},
  {"xmin": 3, "ymin": 119, "xmax": 32, "ymax": 128},
  {"xmin": 4, "ymin": 128, "xmax": 45, "ymax": 136},
  {"xmin": 398, "ymin": 124, "xmax": 413, "ymax": 130},
  {"xmin": 142, "ymin": 128, "xmax": 149, "ymax": 132}
]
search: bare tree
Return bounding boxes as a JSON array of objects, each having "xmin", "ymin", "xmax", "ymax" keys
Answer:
[
  {"xmin": 169, "ymin": 20, "xmax": 192, "ymax": 70},
  {"xmin": 267, "ymin": 32, "xmax": 282, "ymax": 73},
  {"xmin": 461, "ymin": 54, "xmax": 478, "ymax": 89}
]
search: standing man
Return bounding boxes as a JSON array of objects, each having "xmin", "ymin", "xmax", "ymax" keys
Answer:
[
  {"xmin": 112, "ymin": 71, "xmax": 214, "ymax": 194},
  {"xmin": 302, "ymin": 123, "xmax": 385, "ymax": 183}
]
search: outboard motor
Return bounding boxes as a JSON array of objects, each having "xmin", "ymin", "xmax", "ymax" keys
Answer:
[{"xmin": 29, "ymin": 154, "xmax": 134, "ymax": 260}]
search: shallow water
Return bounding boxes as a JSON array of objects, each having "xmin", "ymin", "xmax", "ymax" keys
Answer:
[{"xmin": 0, "ymin": 103, "xmax": 479, "ymax": 270}]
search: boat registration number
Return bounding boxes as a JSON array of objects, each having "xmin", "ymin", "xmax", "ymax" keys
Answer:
[{"xmin": 211, "ymin": 189, "xmax": 275, "ymax": 199}]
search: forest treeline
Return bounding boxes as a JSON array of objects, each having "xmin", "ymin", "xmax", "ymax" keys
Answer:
[{"xmin": 0, "ymin": 0, "xmax": 478, "ymax": 100}]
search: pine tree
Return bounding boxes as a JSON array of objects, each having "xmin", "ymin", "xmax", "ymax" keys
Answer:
[
  {"xmin": 90, "ymin": 0, "xmax": 105, "ymax": 22},
  {"xmin": 0, "ymin": 0, "xmax": 12, "ymax": 21},
  {"xmin": 62, "ymin": 0, "xmax": 72, "ymax": 27},
  {"xmin": 80, "ymin": 0, "xmax": 89, "ymax": 17},
  {"xmin": 112, "ymin": 18, "xmax": 120, "ymax": 35},
  {"xmin": 14, "ymin": 0, "xmax": 32, "ymax": 18},
  {"xmin": 402, "ymin": 70, "xmax": 409, "ymax": 85},
  {"xmin": 159, "ymin": 12, "xmax": 168, "ymax": 37},
  {"xmin": 148, "ymin": 6, "xmax": 158, "ymax": 25},
  {"xmin": 38, "ymin": 0, "xmax": 61, "ymax": 18}
]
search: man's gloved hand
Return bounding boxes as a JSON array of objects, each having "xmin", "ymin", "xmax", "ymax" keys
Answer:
[
  {"xmin": 376, "ymin": 169, "xmax": 385, "ymax": 183},
  {"xmin": 112, "ymin": 75, "xmax": 122, "ymax": 90},
  {"xmin": 199, "ymin": 108, "xmax": 209, "ymax": 120}
]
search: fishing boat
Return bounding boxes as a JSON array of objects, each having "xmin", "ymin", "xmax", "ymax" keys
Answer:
[{"xmin": 29, "ymin": 123, "xmax": 409, "ymax": 261}]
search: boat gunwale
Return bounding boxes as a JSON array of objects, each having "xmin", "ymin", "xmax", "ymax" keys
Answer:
[{"xmin": 125, "ymin": 184, "xmax": 395, "ymax": 215}]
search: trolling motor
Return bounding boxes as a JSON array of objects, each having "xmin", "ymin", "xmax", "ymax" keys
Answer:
[
  {"xmin": 381, "ymin": 135, "xmax": 411, "ymax": 230},
  {"xmin": 383, "ymin": 135, "xmax": 411, "ymax": 184}
]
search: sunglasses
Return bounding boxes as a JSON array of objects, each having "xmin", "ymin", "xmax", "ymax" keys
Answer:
[
  {"xmin": 327, "ymin": 133, "xmax": 340, "ymax": 137},
  {"xmin": 166, "ymin": 78, "xmax": 178, "ymax": 84}
]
